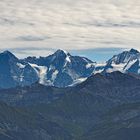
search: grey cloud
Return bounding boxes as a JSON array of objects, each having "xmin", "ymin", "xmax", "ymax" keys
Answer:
[
  {"xmin": 5, "ymin": 47, "xmax": 55, "ymax": 52},
  {"xmin": 16, "ymin": 35, "xmax": 49, "ymax": 42}
]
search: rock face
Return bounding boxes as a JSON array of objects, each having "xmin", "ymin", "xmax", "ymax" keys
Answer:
[{"xmin": 0, "ymin": 51, "xmax": 38, "ymax": 89}]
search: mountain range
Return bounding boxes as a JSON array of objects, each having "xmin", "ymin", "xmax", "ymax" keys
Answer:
[{"xmin": 0, "ymin": 48, "xmax": 140, "ymax": 89}]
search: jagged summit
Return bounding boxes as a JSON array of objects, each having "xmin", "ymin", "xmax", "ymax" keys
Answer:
[
  {"xmin": 103, "ymin": 48, "xmax": 140, "ymax": 74},
  {"xmin": 107, "ymin": 48, "xmax": 140, "ymax": 65},
  {"xmin": 54, "ymin": 49, "xmax": 69, "ymax": 55},
  {"xmin": 0, "ymin": 50, "xmax": 17, "ymax": 60},
  {"xmin": 129, "ymin": 48, "xmax": 139, "ymax": 54},
  {"xmin": 52, "ymin": 49, "xmax": 70, "ymax": 57},
  {"xmin": 3, "ymin": 50, "xmax": 12, "ymax": 54}
]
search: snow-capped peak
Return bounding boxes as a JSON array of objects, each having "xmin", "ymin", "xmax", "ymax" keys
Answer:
[
  {"xmin": 21, "ymin": 50, "xmax": 96, "ymax": 87},
  {"xmin": 54, "ymin": 49, "xmax": 70, "ymax": 57},
  {"xmin": 107, "ymin": 49, "xmax": 139, "ymax": 65},
  {"xmin": 103, "ymin": 49, "xmax": 140, "ymax": 74}
]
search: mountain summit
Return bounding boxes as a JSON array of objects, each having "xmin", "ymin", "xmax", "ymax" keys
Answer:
[
  {"xmin": 53, "ymin": 49, "xmax": 70, "ymax": 56},
  {"xmin": 107, "ymin": 48, "xmax": 139, "ymax": 65},
  {"xmin": 0, "ymin": 50, "xmax": 18, "ymax": 62},
  {"xmin": 129, "ymin": 48, "xmax": 139, "ymax": 54},
  {"xmin": 103, "ymin": 49, "xmax": 140, "ymax": 74},
  {"xmin": 23, "ymin": 49, "xmax": 96, "ymax": 87}
]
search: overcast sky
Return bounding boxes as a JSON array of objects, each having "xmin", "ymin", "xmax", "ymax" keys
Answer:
[{"xmin": 0, "ymin": 0, "xmax": 140, "ymax": 61}]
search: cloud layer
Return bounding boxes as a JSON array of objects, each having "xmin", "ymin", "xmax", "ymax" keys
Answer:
[{"xmin": 0, "ymin": 0, "xmax": 140, "ymax": 58}]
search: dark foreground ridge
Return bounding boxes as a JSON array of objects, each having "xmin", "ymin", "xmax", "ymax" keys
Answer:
[{"xmin": 0, "ymin": 72, "xmax": 140, "ymax": 140}]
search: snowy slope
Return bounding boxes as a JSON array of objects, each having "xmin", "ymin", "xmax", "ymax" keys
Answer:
[{"xmin": 103, "ymin": 49, "xmax": 140, "ymax": 74}]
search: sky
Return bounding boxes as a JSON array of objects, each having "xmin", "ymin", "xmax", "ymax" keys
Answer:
[{"xmin": 0, "ymin": 0, "xmax": 140, "ymax": 61}]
